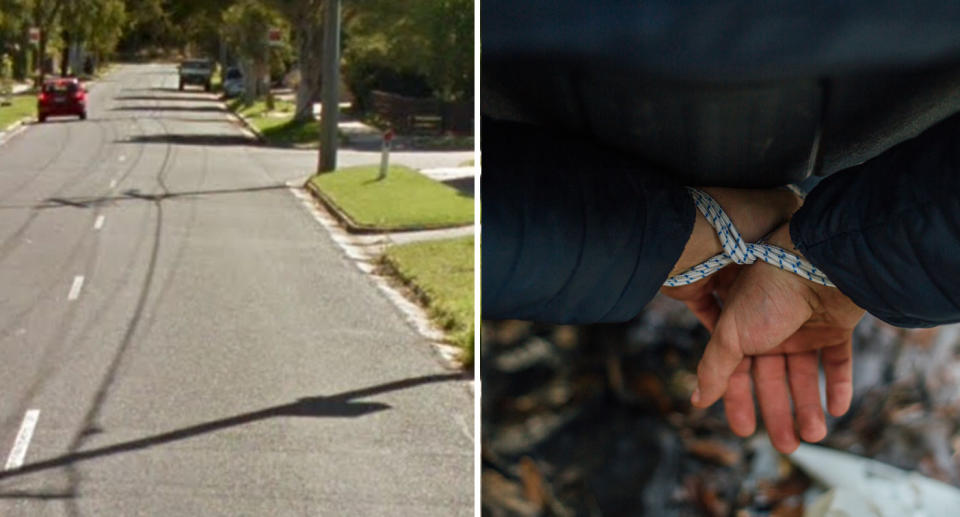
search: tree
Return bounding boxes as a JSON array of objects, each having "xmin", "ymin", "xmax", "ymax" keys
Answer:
[
  {"xmin": 261, "ymin": 0, "xmax": 323, "ymax": 122},
  {"xmin": 415, "ymin": 0, "xmax": 472, "ymax": 102},
  {"xmin": 221, "ymin": 0, "xmax": 288, "ymax": 103},
  {"xmin": 119, "ymin": 0, "xmax": 169, "ymax": 53},
  {"xmin": 86, "ymin": 0, "xmax": 127, "ymax": 63},
  {"xmin": 30, "ymin": 0, "xmax": 66, "ymax": 84},
  {"xmin": 343, "ymin": 0, "xmax": 473, "ymax": 103},
  {"xmin": 59, "ymin": 0, "xmax": 126, "ymax": 76},
  {"xmin": 0, "ymin": 0, "xmax": 29, "ymax": 79}
]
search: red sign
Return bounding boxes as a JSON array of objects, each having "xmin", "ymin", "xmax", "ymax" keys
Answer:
[
  {"xmin": 28, "ymin": 28, "xmax": 40, "ymax": 45},
  {"xmin": 267, "ymin": 28, "xmax": 283, "ymax": 47}
]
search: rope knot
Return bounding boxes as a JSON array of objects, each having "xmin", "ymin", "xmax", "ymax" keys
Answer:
[{"xmin": 664, "ymin": 188, "xmax": 835, "ymax": 288}]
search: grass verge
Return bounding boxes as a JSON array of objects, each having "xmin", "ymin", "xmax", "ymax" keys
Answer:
[
  {"xmin": 309, "ymin": 165, "xmax": 473, "ymax": 231},
  {"xmin": 0, "ymin": 93, "xmax": 35, "ymax": 130},
  {"xmin": 227, "ymin": 97, "xmax": 320, "ymax": 147},
  {"xmin": 383, "ymin": 236, "xmax": 474, "ymax": 365}
]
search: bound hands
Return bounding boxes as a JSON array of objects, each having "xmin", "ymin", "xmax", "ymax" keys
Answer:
[{"xmin": 661, "ymin": 188, "xmax": 866, "ymax": 453}]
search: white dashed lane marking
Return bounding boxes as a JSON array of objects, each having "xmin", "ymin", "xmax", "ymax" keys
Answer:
[
  {"xmin": 68, "ymin": 276, "xmax": 85, "ymax": 301},
  {"xmin": 4, "ymin": 410, "xmax": 40, "ymax": 470},
  {"xmin": 94, "ymin": 215, "xmax": 105, "ymax": 230}
]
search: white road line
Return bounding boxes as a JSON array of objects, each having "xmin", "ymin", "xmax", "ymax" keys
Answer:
[
  {"xmin": 118, "ymin": 155, "xmax": 126, "ymax": 162},
  {"xmin": 68, "ymin": 276, "xmax": 85, "ymax": 301},
  {"xmin": 4, "ymin": 410, "xmax": 40, "ymax": 470},
  {"xmin": 109, "ymin": 179, "xmax": 118, "ymax": 189},
  {"xmin": 455, "ymin": 414, "xmax": 473, "ymax": 443},
  {"xmin": 94, "ymin": 215, "xmax": 105, "ymax": 230}
]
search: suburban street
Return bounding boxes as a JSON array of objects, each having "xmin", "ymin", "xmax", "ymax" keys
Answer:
[{"xmin": 0, "ymin": 63, "xmax": 472, "ymax": 515}]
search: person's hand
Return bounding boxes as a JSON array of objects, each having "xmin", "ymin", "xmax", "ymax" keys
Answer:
[
  {"xmin": 661, "ymin": 187, "xmax": 800, "ymax": 331},
  {"xmin": 690, "ymin": 223, "xmax": 866, "ymax": 453},
  {"xmin": 661, "ymin": 265, "xmax": 740, "ymax": 332}
]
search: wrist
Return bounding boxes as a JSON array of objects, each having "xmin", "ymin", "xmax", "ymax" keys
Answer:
[{"xmin": 668, "ymin": 188, "xmax": 801, "ymax": 278}]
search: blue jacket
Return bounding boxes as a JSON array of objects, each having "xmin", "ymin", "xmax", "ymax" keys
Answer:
[{"xmin": 481, "ymin": 1, "xmax": 960, "ymax": 326}]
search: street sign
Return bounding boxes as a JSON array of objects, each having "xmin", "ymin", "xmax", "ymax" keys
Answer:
[
  {"xmin": 267, "ymin": 27, "xmax": 283, "ymax": 47},
  {"xmin": 28, "ymin": 28, "xmax": 40, "ymax": 46}
]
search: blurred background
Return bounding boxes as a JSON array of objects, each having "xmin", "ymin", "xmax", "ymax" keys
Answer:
[{"xmin": 481, "ymin": 295, "xmax": 960, "ymax": 516}]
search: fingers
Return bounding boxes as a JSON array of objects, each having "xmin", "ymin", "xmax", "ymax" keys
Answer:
[
  {"xmin": 821, "ymin": 340, "xmax": 854, "ymax": 417},
  {"xmin": 692, "ymin": 321, "xmax": 744, "ymax": 408},
  {"xmin": 753, "ymin": 355, "xmax": 799, "ymax": 454},
  {"xmin": 786, "ymin": 352, "xmax": 826, "ymax": 442},
  {"xmin": 722, "ymin": 358, "xmax": 756, "ymax": 437}
]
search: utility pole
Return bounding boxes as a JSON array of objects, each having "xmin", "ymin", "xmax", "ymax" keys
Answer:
[{"xmin": 318, "ymin": 0, "xmax": 341, "ymax": 173}]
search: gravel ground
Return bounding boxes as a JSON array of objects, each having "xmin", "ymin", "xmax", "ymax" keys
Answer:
[{"xmin": 481, "ymin": 295, "xmax": 960, "ymax": 516}]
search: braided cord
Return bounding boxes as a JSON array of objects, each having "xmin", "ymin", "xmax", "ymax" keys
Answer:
[{"xmin": 663, "ymin": 188, "xmax": 835, "ymax": 288}]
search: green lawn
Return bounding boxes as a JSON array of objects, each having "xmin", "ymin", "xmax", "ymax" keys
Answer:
[
  {"xmin": 383, "ymin": 236, "xmax": 474, "ymax": 365},
  {"xmin": 309, "ymin": 165, "xmax": 473, "ymax": 230},
  {"xmin": 228, "ymin": 98, "xmax": 320, "ymax": 147},
  {"xmin": 0, "ymin": 93, "xmax": 35, "ymax": 130}
]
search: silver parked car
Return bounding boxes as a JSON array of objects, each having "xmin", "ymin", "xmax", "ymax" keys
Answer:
[{"xmin": 223, "ymin": 67, "xmax": 245, "ymax": 98}]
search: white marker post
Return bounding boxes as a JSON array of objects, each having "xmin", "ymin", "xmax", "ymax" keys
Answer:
[{"xmin": 378, "ymin": 128, "xmax": 394, "ymax": 181}]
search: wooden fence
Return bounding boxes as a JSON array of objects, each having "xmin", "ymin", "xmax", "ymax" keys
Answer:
[{"xmin": 371, "ymin": 90, "xmax": 473, "ymax": 135}]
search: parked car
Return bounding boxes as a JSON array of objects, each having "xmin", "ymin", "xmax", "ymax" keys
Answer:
[
  {"xmin": 37, "ymin": 77, "xmax": 86, "ymax": 122},
  {"xmin": 223, "ymin": 67, "xmax": 245, "ymax": 98},
  {"xmin": 178, "ymin": 59, "xmax": 213, "ymax": 91}
]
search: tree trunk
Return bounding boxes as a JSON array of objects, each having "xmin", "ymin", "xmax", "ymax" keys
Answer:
[
  {"xmin": 36, "ymin": 35, "xmax": 47, "ymax": 87},
  {"xmin": 59, "ymin": 29, "xmax": 70, "ymax": 77},
  {"xmin": 294, "ymin": 17, "xmax": 323, "ymax": 122},
  {"xmin": 242, "ymin": 58, "xmax": 257, "ymax": 104}
]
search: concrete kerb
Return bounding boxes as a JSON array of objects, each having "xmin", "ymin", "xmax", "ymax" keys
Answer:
[
  {"xmin": 1, "ymin": 118, "xmax": 26, "ymax": 133},
  {"xmin": 304, "ymin": 179, "xmax": 382, "ymax": 234},
  {"xmin": 287, "ymin": 182, "xmax": 469, "ymax": 372},
  {"xmin": 304, "ymin": 177, "xmax": 473, "ymax": 235},
  {"xmin": 0, "ymin": 115, "xmax": 34, "ymax": 146},
  {"xmin": 229, "ymin": 109, "xmax": 267, "ymax": 143},
  {"xmin": 219, "ymin": 97, "xmax": 267, "ymax": 143}
]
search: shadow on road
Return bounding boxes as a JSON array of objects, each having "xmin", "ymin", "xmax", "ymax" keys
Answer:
[
  {"xmin": 114, "ymin": 95, "xmax": 220, "ymax": 103},
  {"xmin": 120, "ymin": 133, "xmax": 253, "ymax": 146},
  {"xmin": 36, "ymin": 184, "xmax": 292, "ymax": 209},
  {"xmin": 0, "ymin": 184, "xmax": 293, "ymax": 211},
  {"xmin": 0, "ymin": 373, "xmax": 464, "ymax": 485},
  {"xmin": 28, "ymin": 118, "xmax": 83, "ymax": 125},
  {"xmin": 112, "ymin": 105, "xmax": 228, "ymax": 113}
]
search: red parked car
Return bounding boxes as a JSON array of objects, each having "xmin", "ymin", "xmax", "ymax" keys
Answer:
[{"xmin": 37, "ymin": 78, "xmax": 87, "ymax": 122}]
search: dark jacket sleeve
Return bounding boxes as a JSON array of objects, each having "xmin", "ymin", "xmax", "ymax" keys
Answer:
[
  {"xmin": 483, "ymin": 1, "xmax": 960, "ymax": 81},
  {"xmin": 481, "ymin": 117, "xmax": 694, "ymax": 323},
  {"xmin": 791, "ymin": 113, "xmax": 960, "ymax": 327}
]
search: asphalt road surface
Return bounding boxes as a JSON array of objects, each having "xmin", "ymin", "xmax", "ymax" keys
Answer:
[{"xmin": 0, "ymin": 64, "xmax": 473, "ymax": 516}]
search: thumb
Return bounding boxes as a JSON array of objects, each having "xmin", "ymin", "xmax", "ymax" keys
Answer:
[
  {"xmin": 692, "ymin": 318, "xmax": 744, "ymax": 408},
  {"xmin": 684, "ymin": 294, "xmax": 721, "ymax": 333}
]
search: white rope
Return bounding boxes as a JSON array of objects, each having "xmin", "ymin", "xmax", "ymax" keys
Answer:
[{"xmin": 663, "ymin": 188, "xmax": 835, "ymax": 287}]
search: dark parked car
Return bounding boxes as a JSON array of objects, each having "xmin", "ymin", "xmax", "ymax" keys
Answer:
[
  {"xmin": 178, "ymin": 59, "xmax": 213, "ymax": 91},
  {"xmin": 37, "ymin": 77, "xmax": 87, "ymax": 122}
]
